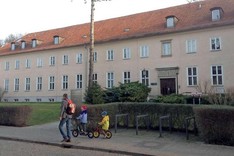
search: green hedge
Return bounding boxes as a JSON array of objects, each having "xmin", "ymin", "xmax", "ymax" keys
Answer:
[
  {"xmin": 79, "ymin": 103, "xmax": 194, "ymax": 130},
  {"xmin": 0, "ymin": 106, "xmax": 32, "ymax": 127},
  {"xmin": 194, "ymin": 106, "xmax": 234, "ymax": 146}
]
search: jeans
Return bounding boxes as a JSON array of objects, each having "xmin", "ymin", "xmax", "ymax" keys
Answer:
[{"xmin": 59, "ymin": 117, "xmax": 71, "ymax": 139}]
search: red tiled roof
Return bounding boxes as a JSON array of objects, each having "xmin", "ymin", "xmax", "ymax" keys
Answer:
[{"xmin": 0, "ymin": 0, "xmax": 234, "ymax": 56}]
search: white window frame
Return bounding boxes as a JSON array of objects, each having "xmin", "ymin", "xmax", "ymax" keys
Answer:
[
  {"xmin": 107, "ymin": 50, "xmax": 114, "ymax": 61},
  {"xmin": 210, "ymin": 37, "xmax": 221, "ymax": 51},
  {"xmin": 93, "ymin": 73, "xmax": 98, "ymax": 84},
  {"xmin": 62, "ymin": 55, "xmax": 69, "ymax": 65},
  {"xmin": 36, "ymin": 77, "xmax": 42, "ymax": 91},
  {"xmin": 62, "ymin": 75, "xmax": 68, "ymax": 90},
  {"xmin": 48, "ymin": 76, "xmax": 55, "ymax": 90},
  {"xmin": 5, "ymin": 61, "xmax": 10, "ymax": 71},
  {"xmin": 162, "ymin": 41, "xmax": 172, "ymax": 56},
  {"xmin": 14, "ymin": 78, "xmax": 20, "ymax": 91},
  {"xmin": 166, "ymin": 17, "xmax": 174, "ymax": 28},
  {"xmin": 76, "ymin": 74, "xmax": 82, "ymax": 89},
  {"xmin": 49, "ymin": 56, "xmax": 56, "ymax": 66},
  {"xmin": 123, "ymin": 71, "xmax": 131, "ymax": 83},
  {"xmin": 37, "ymin": 58, "xmax": 43, "ymax": 67},
  {"xmin": 211, "ymin": 65, "xmax": 223, "ymax": 86},
  {"xmin": 212, "ymin": 9, "xmax": 221, "ymax": 21},
  {"xmin": 15, "ymin": 60, "xmax": 20, "ymax": 69},
  {"xmin": 21, "ymin": 41, "xmax": 26, "ymax": 49},
  {"xmin": 93, "ymin": 52, "xmax": 97, "ymax": 63},
  {"xmin": 187, "ymin": 67, "xmax": 198, "ymax": 86},
  {"xmin": 32, "ymin": 39, "xmax": 37, "ymax": 48},
  {"xmin": 76, "ymin": 53, "xmax": 83, "ymax": 64},
  {"xmin": 25, "ymin": 59, "xmax": 31, "ymax": 68},
  {"xmin": 106, "ymin": 72, "xmax": 114, "ymax": 88},
  {"xmin": 54, "ymin": 36, "xmax": 59, "ymax": 44},
  {"xmin": 140, "ymin": 45, "xmax": 149, "ymax": 58},
  {"xmin": 25, "ymin": 77, "xmax": 30, "ymax": 91},
  {"xmin": 141, "ymin": 70, "xmax": 149, "ymax": 86},
  {"xmin": 123, "ymin": 48, "xmax": 131, "ymax": 59},
  {"xmin": 4, "ymin": 79, "xmax": 9, "ymax": 92},
  {"xmin": 186, "ymin": 39, "xmax": 197, "ymax": 53}
]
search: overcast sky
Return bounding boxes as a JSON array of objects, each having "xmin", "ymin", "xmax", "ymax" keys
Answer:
[{"xmin": 1, "ymin": 0, "xmax": 189, "ymax": 40}]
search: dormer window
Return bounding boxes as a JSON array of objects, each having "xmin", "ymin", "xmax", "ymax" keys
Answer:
[
  {"xmin": 11, "ymin": 42, "xmax": 16, "ymax": 51},
  {"xmin": 166, "ymin": 15, "xmax": 178, "ymax": 28},
  {"xmin": 21, "ymin": 40, "xmax": 26, "ymax": 49},
  {"xmin": 32, "ymin": 39, "xmax": 37, "ymax": 48},
  {"xmin": 210, "ymin": 7, "xmax": 223, "ymax": 21},
  {"xmin": 53, "ymin": 35, "xmax": 59, "ymax": 45}
]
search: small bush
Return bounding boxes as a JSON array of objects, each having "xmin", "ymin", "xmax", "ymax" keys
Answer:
[
  {"xmin": 0, "ymin": 106, "xmax": 32, "ymax": 127},
  {"xmin": 84, "ymin": 83, "xmax": 104, "ymax": 104}
]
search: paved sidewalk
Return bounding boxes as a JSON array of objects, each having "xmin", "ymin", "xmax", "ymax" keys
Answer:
[{"xmin": 0, "ymin": 122, "xmax": 233, "ymax": 156}]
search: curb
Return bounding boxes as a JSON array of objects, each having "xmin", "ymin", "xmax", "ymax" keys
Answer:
[{"xmin": 0, "ymin": 136, "xmax": 155, "ymax": 156}]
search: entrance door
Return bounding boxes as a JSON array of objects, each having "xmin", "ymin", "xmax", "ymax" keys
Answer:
[{"xmin": 160, "ymin": 78, "xmax": 176, "ymax": 95}]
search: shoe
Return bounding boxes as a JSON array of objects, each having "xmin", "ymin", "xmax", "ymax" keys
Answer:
[
  {"xmin": 61, "ymin": 138, "xmax": 68, "ymax": 142},
  {"xmin": 66, "ymin": 138, "xmax": 71, "ymax": 142}
]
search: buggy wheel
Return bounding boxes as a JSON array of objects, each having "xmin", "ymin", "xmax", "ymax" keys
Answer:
[
  {"xmin": 105, "ymin": 130, "xmax": 112, "ymax": 139},
  {"xmin": 72, "ymin": 130, "xmax": 79, "ymax": 137},
  {"xmin": 87, "ymin": 131, "xmax": 94, "ymax": 139},
  {"xmin": 93, "ymin": 131, "xmax": 100, "ymax": 138}
]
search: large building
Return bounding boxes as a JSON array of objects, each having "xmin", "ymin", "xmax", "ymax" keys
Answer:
[{"xmin": 0, "ymin": 0, "xmax": 234, "ymax": 103}]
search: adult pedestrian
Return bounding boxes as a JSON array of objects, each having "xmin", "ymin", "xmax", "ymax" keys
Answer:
[{"xmin": 59, "ymin": 93, "xmax": 72, "ymax": 142}]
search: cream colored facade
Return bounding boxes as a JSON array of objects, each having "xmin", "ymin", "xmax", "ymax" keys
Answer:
[
  {"xmin": 1, "ymin": 0, "xmax": 234, "ymax": 102},
  {"xmin": 1, "ymin": 25, "xmax": 234, "ymax": 102}
]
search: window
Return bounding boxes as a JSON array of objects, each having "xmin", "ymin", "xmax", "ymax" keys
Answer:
[
  {"xmin": 123, "ymin": 48, "xmax": 131, "ymax": 59},
  {"xmin": 140, "ymin": 45, "xmax": 149, "ymax": 58},
  {"xmin": 187, "ymin": 67, "xmax": 198, "ymax": 86},
  {"xmin": 21, "ymin": 41, "xmax": 26, "ymax": 49},
  {"xmin": 76, "ymin": 53, "xmax": 83, "ymax": 64},
  {"xmin": 36, "ymin": 77, "xmax": 42, "ymax": 91},
  {"xmin": 11, "ymin": 42, "xmax": 16, "ymax": 51},
  {"xmin": 25, "ymin": 59, "xmax": 31, "ymax": 68},
  {"xmin": 166, "ymin": 16, "xmax": 178, "ymax": 28},
  {"xmin": 211, "ymin": 65, "xmax": 223, "ymax": 85},
  {"xmin": 14, "ymin": 78, "xmax": 19, "ymax": 91},
  {"xmin": 162, "ymin": 41, "xmax": 172, "ymax": 56},
  {"xmin": 93, "ymin": 73, "xmax": 97, "ymax": 84},
  {"xmin": 107, "ymin": 50, "xmax": 114, "ymax": 61},
  {"xmin": 54, "ymin": 36, "xmax": 59, "ymax": 44},
  {"xmin": 93, "ymin": 52, "xmax": 97, "ymax": 63},
  {"xmin": 15, "ymin": 60, "xmax": 20, "ymax": 69},
  {"xmin": 141, "ymin": 70, "xmax": 149, "ymax": 86},
  {"xmin": 210, "ymin": 37, "xmax": 221, "ymax": 51},
  {"xmin": 49, "ymin": 76, "xmax": 55, "ymax": 90},
  {"xmin": 76, "ymin": 74, "xmax": 82, "ymax": 89},
  {"xmin": 211, "ymin": 7, "xmax": 223, "ymax": 21},
  {"xmin": 5, "ymin": 61, "xmax": 10, "ymax": 71},
  {"xmin": 37, "ymin": 58, "xmax": 43, "ymax": 67},
  {"xmin": 25, "ymin": 78, "xmax": 30, "ymax": 91},
  {"xmin": 186, "ymin": 39, "xmax": 197, "ymax": 53},
  {"xmin": 62, "ymin": 55, "xmax": 69, "ymax": 65},
  {"xmin": 107, "ymin": 72, "xmax": 114, "ymax": 88},
  {"xmin": 4, "ymin": 79, "xmax": 9, "ymax": 92},
  {"xmin": 49, "ymin": 56, "xmax": 56, "ymax": 66},
  {"xmin": 166, "ymin": 17, "xmax": 174, "ymax": 28},
  {"xmin": 123, "ymin": 71, "xmax": 131, "ymax": 83},
  {"xmin": 32, "ymin": 39, "xmax": 37, "ymax": 48},
  {"xmin": 62, "ymin": 75, "xmax": 68, "ymax": 89}
]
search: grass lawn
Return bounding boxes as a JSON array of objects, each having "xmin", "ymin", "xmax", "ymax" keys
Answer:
[{"xmin": 0, "ymin": 102, "xmax": 60, "ymax": 126}]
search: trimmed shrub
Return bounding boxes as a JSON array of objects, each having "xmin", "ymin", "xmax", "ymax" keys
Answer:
[
  {"xmin": 0, "ymin": 106, "xmax": 32, "ymax": 127},
  {"xmin": 194, "ymin": 106, "xmax": 234, "ymax": 146}
]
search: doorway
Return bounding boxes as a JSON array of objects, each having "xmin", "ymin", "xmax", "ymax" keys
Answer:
[{"xmin": 160, "ymin": 78, "xmax": 176, "ymax": 95}]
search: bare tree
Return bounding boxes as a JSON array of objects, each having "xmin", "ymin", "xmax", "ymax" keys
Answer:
[{"xmin": 4, "ymin": 34, "xmax": 23, "ymax": 44}]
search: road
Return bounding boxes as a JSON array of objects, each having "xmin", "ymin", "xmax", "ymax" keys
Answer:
[{"xmin": 0, "ymin": 140, "xmax": 128, "ymax": 156}]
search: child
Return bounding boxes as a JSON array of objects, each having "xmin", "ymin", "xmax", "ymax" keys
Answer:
[
  {"xmin": 98, "ymin": 111, "xmax": 109, "ymax": 138},
  {"xmin": 76, "ymin": 105, "xmax": 87, "ymax": 134}
]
